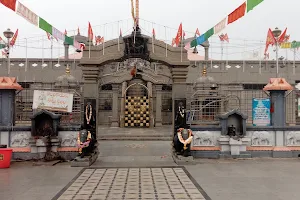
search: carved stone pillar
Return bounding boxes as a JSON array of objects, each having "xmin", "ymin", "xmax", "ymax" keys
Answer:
[
  {"xmin": 120, "ymin": 82, "xmax": 127, "ymax": 128},
  {"xmin": 147, "ymin": 82, "xmax": 154, "ymax": 128},
  {"xmin": 171, "ymin": 67, "xmax": 189, "ymax": 129},
  {"xmin": 155, "ymin": 84, "xmax": 163, "ymax": 127},
  {"xmin": 81, "ymin": 65, "xmax": 100, "ymax": 136},
  {"xmin": 204, "ymin": 47, "xmax": 209, "ymax": 61},
  {"xmin": 111, "ymin": 84, "xmax": 119, "ymax": 127}
]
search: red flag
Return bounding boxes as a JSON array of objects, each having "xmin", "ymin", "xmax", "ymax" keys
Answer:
[
  {"xmin": 9, "ymin": 29, "xmax": 18, "ymax": 46},
  {"xmin": 264, "ymin": 28, "xmax": 276, "ymax": 54},
  {"xmin": 88, "ymin": 22, "xmax": 93, "ymax": 41},
  {"xmin": 278, "ymin": 28, "xmax": 287, "ymax": 44},
  {"xmin": 46, "ymin": 32, "xmax": 51, "ymax": 40},
  {"xmin": 174, "ymin": 23, "xmax": 183, "ymax": 46},
  {"xmin": 227, "ymin": 2, "xmax": 246, "ymax": 24},
  {"xmin": 77, "ymin": 27, "xmax": 80, "ymax": 35},
  {"xmin": 152, "ymin": 28, "xmax": 156, "ymax": 37},
  {"xmin": 195, "ymin": 28, "xmax": 200, "ymax": 36},
  {"xmin": 64, "ymin": 29, "xmax": 67, "ymax": 35},
  {"xmin": 219, "ymin": 33, "xmax": 229, "ymax": 42},
  {"xmin": 0, "ymin": 0, "xmax": 16, "ymax": 11},
  {"xmin": 171, "ymin": 38, "xmax": 176, "ymax": 47},
  {"xmin": 130, "ymin": 66, "xmax": 137, "ymax": 77},
  {"xmin": 80, "ymin": 43, "xmax": 86, "ymax": 50}
]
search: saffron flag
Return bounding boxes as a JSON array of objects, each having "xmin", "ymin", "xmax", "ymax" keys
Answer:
[
  {"xmin": 16, "ymin": 2, "xmax": 38, "ymax": 26},
  {"xmin": 204, "ymin": 28, "xmax": 214, "ymax": 41},
  {"xmin": 264, "ymin": 28, "xmax": 276, "ymax": 54},
  {"xmin": 46, "ymin": 32, "xmax": 51, "ymax": 40},
  {"xmin": 174, "ymin": 23, "xmax": 183, "ymax": 46},
  {"xmin": 247, "ymin": 0, "xmax": 264, "ymax": 13},
  {"xmin": 214, "ymin": 18, "xmax": 227, "ymax": 34},
  {"xmin": 228, "ymin": 2, "xmax": 246, "ymax": 25},
  {"xmin": 9, "ymin": 29, "xmax": 18, "ymax": 46},
  {"xmin": 88, "ymin": 22, "xmax": 93, "ymax": 41},
  {"xmin": 152, "ymin": 28, "xmax": 156, "ymax": 37},
  {"xmin": 39, "ymin": 17, "xmax": 52, "ymax": 34},
  {"xmin": 0, "ymin": 0, "xmax": 16, "ymax": 11},
  {"xmin": 278, "ymin": 28, "xmax": 287, "ymax": 44},
  {"xmin": 195, "ymin": 28, "xmax": 200, "ymax": 36}
]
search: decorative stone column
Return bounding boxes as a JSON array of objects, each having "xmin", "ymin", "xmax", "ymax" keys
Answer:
[
  {"xmin": 155, "ymin": 84, "xmax": 163, "ymax": 127},
  {"xmin": 171, "ymin": 67, "xmax": 189, "ymax": 129},
  {"xmin": 263, "ymin": 78, "xmax": 293, "ymax": 127},
  {"xmin": 147, "ymin": 82, "xmax": 154, "ymax": 128},
  {"xmin": 120, "ymin": 82, "xmax": 127, "ymax": 128},
  {"xmin": 111, "ymin": 84, "xmax": 119, "ymax": 127},
  {"xmin": 81, "ymin": 65, "xmax": 100, "ymax": 136}
]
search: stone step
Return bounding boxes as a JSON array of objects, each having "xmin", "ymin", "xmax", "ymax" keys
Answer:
[{"xmin": 98, "ymin": 136, "xmax": 172, "ymax": 141}]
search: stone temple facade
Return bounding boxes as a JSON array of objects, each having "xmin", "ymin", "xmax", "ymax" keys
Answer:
[{"xmin": 1, "ymin": 27, "xmax": 300, "ymax": 128}]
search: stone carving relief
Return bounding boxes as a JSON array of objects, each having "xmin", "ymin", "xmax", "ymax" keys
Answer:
[
  {"xmin": 99, "ymin": 58, "xmax": 172, "ymax": 85},
  {"xmin": 10, "ymin": 131, "xmax": 31, "ymax": 147},
  {"xmin": 192, "ymin": 131, "xmax": 215, "ymax": 146},
  {"xmin": 251, "ymin": 131, "xmax": 272, "ymax": 146},
  {"xmin": 59, "ymin": 132, "xmax": 78, "ymax": 147},
  {"xmin": 286, "ymin": 131, "xmax": 300, "ymax": 146}
]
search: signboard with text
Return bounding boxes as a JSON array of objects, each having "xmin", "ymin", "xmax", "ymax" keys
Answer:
[
  {"xmin": 32, "ymin": 90, "xmax": 73, "ymax": 113},
  {"xmin": 252, "ymin": 98, "xmax": 271, "ymax": 126}
]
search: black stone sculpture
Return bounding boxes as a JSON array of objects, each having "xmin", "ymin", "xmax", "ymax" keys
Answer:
[
  {"xmin": 173, "ymin": 125, "xmax": 193, "ymax": 157},
  {"xmin": 77, "ymin": 125, "xmax": 96, "ymax": 158}
]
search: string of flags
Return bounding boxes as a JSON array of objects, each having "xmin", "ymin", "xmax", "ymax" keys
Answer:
[
  {"xmin": 0, "ymin": 0, "xmax": 82, "ymax": 50},
  {"xmin": 189, "ymin": 0, "xmax": 264, "ymax": 48}
]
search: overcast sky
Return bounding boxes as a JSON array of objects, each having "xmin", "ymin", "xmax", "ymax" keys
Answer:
[{"xmin": 0, "ymin": 0, "xmax": 299, "ymax": 60}]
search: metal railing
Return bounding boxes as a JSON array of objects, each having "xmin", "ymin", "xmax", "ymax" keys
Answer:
[{"xmin": 15, "ymin": 82, "xmax": 83, "ymax": 125}]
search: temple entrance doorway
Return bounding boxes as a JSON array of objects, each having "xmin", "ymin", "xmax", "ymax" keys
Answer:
[{"xmin": 124, "ymin": 79, "xmax": 150, "ymax": 127}]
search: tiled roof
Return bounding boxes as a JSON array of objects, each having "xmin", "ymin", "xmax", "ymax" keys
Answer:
[
  {"xmin": 263, "ymin": 78, "xmax": 293, "ymax": 91},
  {"xmin": 0, "ymin": 77, "xmax": 23, "ymax": 90}
]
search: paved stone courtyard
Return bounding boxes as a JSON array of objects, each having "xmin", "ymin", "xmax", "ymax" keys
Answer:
[{"xmin": 54, "ymin": 167, "xmax": 207, "ymax": 200}]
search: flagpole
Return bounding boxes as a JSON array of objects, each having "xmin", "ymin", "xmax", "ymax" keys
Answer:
[
  {"xmin": 89, "ymin": 37, "xmax": 91, "ymax": 59},
  {"xmin": 259, "ymin": 41, "xmax": 262, "ymax": 75},
  {"xmin": 243, "ymin": 40, "xmax": 246, "ymax": 72},
  {"xmin": 180, "ymin": 28, "xmax": 183, "ymax": 62},
  {"xmin": 51, "ymin": 37, "xmax": 53, "ymax": 61},
  {"xmin": 73, "ymin": 31, "xmax": 76, "ymax": 64},
  {"xmin": 152, "ymin": 23, "xmax": 154, "ymax": 53},
  {"xmin": 25, "ymin": 38, "xmax": 28, "ymax": 73},
  {"xmin": 221, "ymin": 40, "xmax": 223, "ymax": 60},
  {"xmin": 118, "ymin": 21, "xmax": 120, "ymax": 51},
  {"xmin": 165, "ymin": 26, "xmax": 167, "ymax": 57},
  {"xmin": 42, "ymin": 36, "xmax": 44, "ymax": 65},
  {"xmin": 293, "ymin": 48, "xmax": 296, "ymax": 75},
  {"xmin": 103, "ymin": 24, "xmax": 106, "ymax": 55}
]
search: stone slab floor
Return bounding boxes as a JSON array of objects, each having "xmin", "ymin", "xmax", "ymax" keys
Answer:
[{"xmin": 1, "ymin": 141, "xmax": 300, "ymax": 200}]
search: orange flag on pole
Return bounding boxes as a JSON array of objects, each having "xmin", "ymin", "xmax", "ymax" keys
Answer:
[
  {"xmin": 88, "ymin": 22, "xmax": 93, "ymax": 41},
  {"xmin": 174, "ymin": 23, "xmax": 183, "ymax": 46},
  {"xmin": 10, "ymin": 29, "xmax": 18, "ymax": 46},
  {"xmin": 264, "ymin": 28, "xmax": 276, "ymax": 54}
]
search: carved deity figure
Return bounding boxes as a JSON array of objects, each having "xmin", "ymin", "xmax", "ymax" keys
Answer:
[
  {"xmin": 173, "ymin": 127, "xmax": 193, "ymax": 157},
  {"xmin": 77, "ymin": 126, "xmax": 92, "ymax": 158},
  {"xmin": 174, "ymin": 102, "xmax": 187, "ymax": 134}
]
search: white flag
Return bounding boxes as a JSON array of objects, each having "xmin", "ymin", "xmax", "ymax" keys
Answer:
[
  {"xmin": 16, "ymin": 2, "xmax": 38, "ymax": 26},
  {"xmin": 52, "ymin": 27, "xmax": 65, "ymax": 41},
  {"xmin": 214, "ymin": 18, "xmax": 227, "ymax": 34}
]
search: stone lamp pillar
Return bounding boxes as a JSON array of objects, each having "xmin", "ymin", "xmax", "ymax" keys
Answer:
[
  {"xmin": 0, "ymin": 77, "xmax": 23, "ymax": 126},
  {"xmin": 263, "ymin": 78, "xmax": 293, "ymax": 127}
]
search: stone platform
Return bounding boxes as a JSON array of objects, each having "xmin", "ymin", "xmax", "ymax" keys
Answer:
[{"xmin": 52, "ymin": 167, "xmax": 209, "ymax": 200}]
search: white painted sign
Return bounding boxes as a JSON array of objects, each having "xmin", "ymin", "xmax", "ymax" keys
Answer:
[{"xmin": 32, "ymin": 90, "xmax": 73, "ymax": 113}]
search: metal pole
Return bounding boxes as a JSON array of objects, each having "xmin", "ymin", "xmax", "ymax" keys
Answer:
[
  {"xmin": 7, "ymin": 38, "xmax": 10, "ymax": 76},
  {"xmin": 293, "ymin": 48, "xmax": 296, "ymax": 75},
  {"xmin": 276, "ymin": 40, "xmax": 279, "ymax": 77}
]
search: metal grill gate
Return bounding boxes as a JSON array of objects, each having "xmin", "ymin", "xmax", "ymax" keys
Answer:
[{"xmin": 125, "ymin": 96, "xmax": 150, "ymax": 127}]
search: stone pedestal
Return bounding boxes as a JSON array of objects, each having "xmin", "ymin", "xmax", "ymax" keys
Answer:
[
  {"xmin": 71, "ymin": 146, "xmax": 99, "ymax": 167},
  {"xmin": 270, "ymin": 90, "xmax": 286, "ymax": 127},
  {"xmin": 219, "ymin": 136, "xmax": 251, "ymax": 158},
  {"xmin": 263, "ymin": 78, "xmax": 293, "ymax": 127}
]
